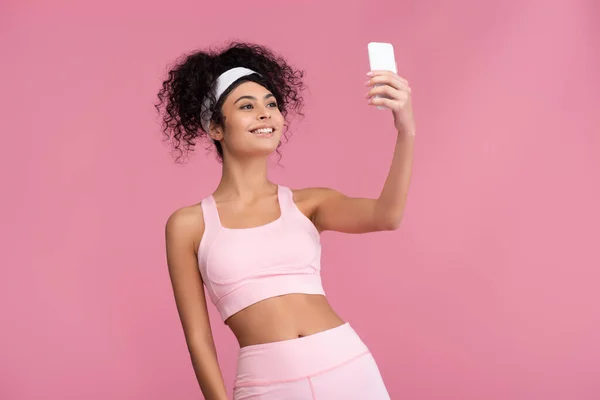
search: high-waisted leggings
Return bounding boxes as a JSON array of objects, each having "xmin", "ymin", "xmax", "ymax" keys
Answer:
[{"xmin": 233, "ymin": 323, "xmax": 390, "ymax": 399}]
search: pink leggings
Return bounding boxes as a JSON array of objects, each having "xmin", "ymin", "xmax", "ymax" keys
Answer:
[{"xmin": 233, "ymin": 323, "xmax": 390, "ymax": 399}]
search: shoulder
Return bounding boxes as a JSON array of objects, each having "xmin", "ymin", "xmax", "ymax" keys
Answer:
[
  {"xmin": 289, "ymin": 186, "xmax": 344, "ymax": 204},
  {"xmin": 287, "ymin": 186, "xmax": 345, "ymax": 219},
  {"xmin": 165, "ymin": 203, "xmax": 205, "ymax": 251}
]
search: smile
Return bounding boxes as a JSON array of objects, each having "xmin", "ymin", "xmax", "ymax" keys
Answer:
[{"xmin": 250, "ymin": 128, "xmax": 275, "ymax": 137}]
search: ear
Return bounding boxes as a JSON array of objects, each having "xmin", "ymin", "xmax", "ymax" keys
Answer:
[{"xmin": 207, "ymin": 121, "xmax": 224, "ymax": 142}]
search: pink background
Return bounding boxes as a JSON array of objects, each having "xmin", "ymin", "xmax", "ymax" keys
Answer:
[{"xmin": 1, "ymin": 0, "xmax": 599, "ymax": 399}]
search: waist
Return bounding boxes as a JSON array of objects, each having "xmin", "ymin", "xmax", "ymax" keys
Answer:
[
  {"xmin": 235, "ymin": 322, "xmax": 369, "ymax": 387},
  {"xmin": 227, "ymin": 293, "xmax": 344, "ymax": 347}
]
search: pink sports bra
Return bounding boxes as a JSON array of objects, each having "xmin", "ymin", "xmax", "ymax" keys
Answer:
[{"xmin": 197, "ymin": 185, "xmax": 325, "ymax": 321}]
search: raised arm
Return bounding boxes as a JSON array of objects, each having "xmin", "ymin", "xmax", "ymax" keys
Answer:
[
  {"xmin": 165, "ymin": 207, "xmax": 228, "ymax": 400},
  {"xmin": 311, "ymin": 70, "xmax": 416, "ymax": 234}
]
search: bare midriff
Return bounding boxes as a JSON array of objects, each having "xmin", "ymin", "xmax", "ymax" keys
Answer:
[{"xmin": 225, "ymin": 294, "xmax": 345, "ymax": 348}]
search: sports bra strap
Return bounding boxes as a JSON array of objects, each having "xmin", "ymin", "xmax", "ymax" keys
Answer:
[
  {"xmin": 277, "ymin": 186, "xmax": 297, "ymax": 214},
  {"xmin": 200, "ymin": 195, "xmax": 222, "ymax": 231}
]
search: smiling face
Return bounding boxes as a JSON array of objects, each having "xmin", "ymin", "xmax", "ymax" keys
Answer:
[{"xmin": 209, "ymin": 81, "xmax": 284, "ymax": 161}]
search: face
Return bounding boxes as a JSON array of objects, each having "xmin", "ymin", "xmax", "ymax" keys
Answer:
[{"xmin": 209, "ymin": 81, "xmax": 284, "ymax": 160}]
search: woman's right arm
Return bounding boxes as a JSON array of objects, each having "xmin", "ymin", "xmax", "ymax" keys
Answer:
[{"xmin": 165, "ymin": 207, "xmax": 228, "ymax": 400}]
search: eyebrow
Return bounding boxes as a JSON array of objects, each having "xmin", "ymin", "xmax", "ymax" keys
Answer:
[{"xmin": 234, "ymin": 93, "xmax": 275, "ymax": 104}]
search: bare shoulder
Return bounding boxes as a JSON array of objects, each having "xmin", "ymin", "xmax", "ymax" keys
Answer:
[
  {"xmin": 289, "ymin": 186, "xmax": 381, "ymax": 234},
  {"xmin": 288, "ymin": 187, "xmax": 345, "ymax": 220},
  {"xmin": 165, "ymin": 203, "xmax": 205, "ymax": 252},
  {"xmin": 290, "ymin": 186, "xmax": 344, "ymax": 204}
]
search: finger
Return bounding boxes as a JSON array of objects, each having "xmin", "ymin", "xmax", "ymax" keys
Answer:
[
  {"xmin": 371, "ymin": 73, "xmax": 409, "ymax": 89},
  {"xmin": 366, "ymin": 85, "xmax": 409, "ymax": 101},
  {"xmin": 367, "ymin": 76, "xmax": 411, "ymax": 93},
  {"xmin": 365, "ymin": 75, "xmax": 411, "ymax": 93},
  {"xmin": 366, "ymin": 85, "xmax": 397, "ymax": 99},
  {"xmin": 368, "ymin": 70, "xmax": 409, "ymax": 85},
  {"xmin": 368, "ymin": 96, "xmax": 398, "ymax": 110}
]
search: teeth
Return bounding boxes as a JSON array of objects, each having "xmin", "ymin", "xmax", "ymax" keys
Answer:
[{"xmin": 252, "ymin": 128, "xmax": 273, "ymax": 134}]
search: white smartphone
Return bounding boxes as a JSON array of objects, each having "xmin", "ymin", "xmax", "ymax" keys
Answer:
[{"xmin": 368, "ymin": 42, "xmax": 397, "ymax": 109}]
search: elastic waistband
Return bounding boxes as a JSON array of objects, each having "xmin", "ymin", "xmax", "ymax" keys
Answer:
[{"xmin": 235, "ymin": 322, "xmax": 369, "ymax": 387}]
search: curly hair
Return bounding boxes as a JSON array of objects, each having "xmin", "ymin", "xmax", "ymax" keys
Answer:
[{"xmin": 155, "ymin": 42, "xmax": 306, "ymax": 162}]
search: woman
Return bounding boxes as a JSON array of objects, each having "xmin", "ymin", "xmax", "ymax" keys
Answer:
[{"xmin": 156, "ymin": 42, "xmax": 415, "ymax": 399}]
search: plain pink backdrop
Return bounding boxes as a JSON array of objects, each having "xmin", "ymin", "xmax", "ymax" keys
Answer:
[{"xmin": 1, "ymin": 0, "xmax": 599, "ymax": 399}]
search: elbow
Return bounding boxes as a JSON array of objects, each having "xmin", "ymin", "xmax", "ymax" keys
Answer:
[
  {"xmin": 377, "ymin": 216, "xmax": 403, "ymax": 231},
  {"xmin": 374, "ymin": 202, "xmax": 405, "ymax": 231}
]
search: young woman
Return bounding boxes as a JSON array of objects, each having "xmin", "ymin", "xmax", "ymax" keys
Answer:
[{"xmin": 156, "ymin": 42, "xmax": 415, "ymax": 399}]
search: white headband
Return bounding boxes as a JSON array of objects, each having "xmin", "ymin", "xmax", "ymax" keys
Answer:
[{"xmin": 201, "ymin": 67, "xmax": 260, "ymax": 132}]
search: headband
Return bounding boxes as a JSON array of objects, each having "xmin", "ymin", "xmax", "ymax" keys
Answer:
[{"xmin": 201, "ymin": 67, "xmax": 260, "ymax": 132}]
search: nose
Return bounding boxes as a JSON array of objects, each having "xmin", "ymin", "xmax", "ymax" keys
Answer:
[{"xmin": 257, "ymin": 104, "xmax": 271, "ymax": 120}]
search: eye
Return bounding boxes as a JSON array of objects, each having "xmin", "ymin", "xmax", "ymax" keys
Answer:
[
  {"xmin": 240, "ymin": 104, "xmax": 253, "ymax": 110},
  {"xmin": 267, "ymin": 101, "xmax": 278, "ymax": 108}
]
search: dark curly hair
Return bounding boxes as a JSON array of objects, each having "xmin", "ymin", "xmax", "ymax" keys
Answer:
[{"xmin": 155, "ymin": 41, "xmax": 306, "ymax": 162}]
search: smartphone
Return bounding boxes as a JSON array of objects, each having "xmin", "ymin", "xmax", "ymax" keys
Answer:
[{"xmin": 368, "ymin": 42, "xmax": 397, "ymax": 109}]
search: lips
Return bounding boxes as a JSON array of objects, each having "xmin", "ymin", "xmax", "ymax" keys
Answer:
[
  {"xmin": 249, "ymin": 126, "xmax": 276, "ymax": 138},
  {"xmin": 250, "ymin": 127, "xmax": 274, "ymax": 134}
]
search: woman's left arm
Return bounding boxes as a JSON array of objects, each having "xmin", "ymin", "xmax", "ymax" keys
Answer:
[{"xmin": 312, "ymin": 70, "xmax": 416, "ymax": 234}]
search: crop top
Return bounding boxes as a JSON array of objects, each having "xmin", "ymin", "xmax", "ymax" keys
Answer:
[{"xmin": 197, "ymin": 185, "xmax": 325, "ymax": 321}]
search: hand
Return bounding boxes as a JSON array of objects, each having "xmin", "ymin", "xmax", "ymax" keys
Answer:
[{"xmin": 366, "ymin": 70, "xmax": 415, "ymax": 136}]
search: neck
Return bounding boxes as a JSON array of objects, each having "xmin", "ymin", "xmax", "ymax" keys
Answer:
[{"xmin": 215, "ymin": 155, "xmax": 276, "ymax": 202}]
